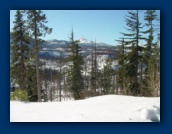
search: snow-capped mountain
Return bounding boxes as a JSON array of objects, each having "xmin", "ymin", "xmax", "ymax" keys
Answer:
[
  {"xmin": 10, "ymin": 33, "xmax": 119, "ymax": 60},
  {"xmin": 42, "ymin": 37, "xmax": 114, "ymax": 49},
  {"xmin": 78, "ymin": 36, "xmax": 90, "ymax": 43}
]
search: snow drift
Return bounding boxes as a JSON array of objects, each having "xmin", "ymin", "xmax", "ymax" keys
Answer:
[{"xmin": 10, "ymin": 95, "xmax": 160, "ymax": 122}]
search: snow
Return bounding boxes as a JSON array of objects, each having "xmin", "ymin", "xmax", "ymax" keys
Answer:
[
  {"xmin": 83, "ymin": 55, "xmax": 118, "ymax": 73},
  {"xmin": 10, "ymin": 95, "xmax": 160, "ymax": 122},
  {"xmin": 78, "ymin": 36, "xmax": 90, "ymax": 44}
]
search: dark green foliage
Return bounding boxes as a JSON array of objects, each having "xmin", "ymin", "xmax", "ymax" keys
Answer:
[
  {"xmin": 27, "ymin": 10, "xmax": 52, "ymax": 37},
  {"xmin": 26, "ymin": 64, "xmax": 38, "ymax": 101},
  {"xmin": 26, "ymin": 10, "xmax": 52, "ymax": 102},
  {"xmin": 10, "ymin": 10, "xmax": 30, "ymax": 94},
  {"xmin": 116, "ymin": 10, "xmax": 160, "ymax": 97},
  {"xmin": 10, "ymin": 10, "xmax": 30, "ymax": 91},
  {"xmin": 120, "ymin": 10, "xmax": 144, "ymax": 95},
  {"xmin": 143, "ymin": 10, "xmax": 157, "ymax": 69},
  {"xmin": 68, "ymin": 30, "xmax": 84, "ymax": 100},
  {"xmin": 100, "ymin": 60, "xmax": 114, "ymax": 95},
  {"xmin": 10, "ymin": 10, "xmax": 39, "ymax": 102},
  {"xmin": 142, "ymin": 43, "xmax": 160, "ymax": 96},
  {"xmin": 142, "ymin": 10, "xmax": 160, "ymax": 96}
]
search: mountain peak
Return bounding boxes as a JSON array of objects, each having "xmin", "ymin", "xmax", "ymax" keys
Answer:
[{"xmin": 78, "ymin": 36, "xmax": 90, "ymax": 43}]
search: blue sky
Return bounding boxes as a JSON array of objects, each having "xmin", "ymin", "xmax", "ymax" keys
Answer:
[{"xmin": 10, "ymin": 10, "xmax": 159, "ymax": 46}]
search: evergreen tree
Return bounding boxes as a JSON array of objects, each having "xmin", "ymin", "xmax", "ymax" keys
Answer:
[
  {"xmin": 155, "ymin": 11, "xmax": 160, "ymax": 42},
  {"xmin": 116, "ymin": 39, "xmax": 126, "ymax": 94},
  {"xmin": 26, "ymin": 63, "xmax": 38, "ymax": 101},
  {"xmin": 120, "ymin": 10, "xmax": 144, "ymax": 95},
  {"xmin": 101, "ymin": 59, "xmax": 114, "ymax": 95},
  {"xmin": 143, "ymin": 10, "xmax": 157, "ymax": 69},
  {"xmin": 143, "ymin": 43, "xmax": 160, "ymax": 96},
  {"xmin": 10, "ymin": 10, "xmax": 29, "ymax": 91},
  {"xmin": 142, "ymin": 10, "xmax": 160, "ymax": 96},
  {"xmin": 68, "ymin": 30, "xmax": 84, "ymax": 100},
  {"xmin": 26, "ymin": 10, "xmax": 52, "ymax": 102}
]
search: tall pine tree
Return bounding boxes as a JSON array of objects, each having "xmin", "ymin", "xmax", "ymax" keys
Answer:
[
  {"xmin": 143, "ymin": 10, "xmax": 157, "ymax": 68},
  {"xmin": 10, "ymin": 10, "xmax": 30, "ymax": 91},
  {"xmin": 26, "ymin": 10, "xmax": 52, "ymax": 102},
  {"xmin": 120, "ymin": 10, "xmax": 144, "ymax": 95},
  {"xmin": 68, "ymin": 30, "xmax": 84, "ymax": 100},
  {"xmin": 142, "ymin": 10, "xmax": 159, "ymax": 96}
]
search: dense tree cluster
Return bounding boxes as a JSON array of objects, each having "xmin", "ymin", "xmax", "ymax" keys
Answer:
[{"xmin": 116, "ymin": 10, "xmax": 160, "ymax": 96}]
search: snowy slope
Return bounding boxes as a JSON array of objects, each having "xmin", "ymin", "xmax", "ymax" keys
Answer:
[{"xmin": 10, "ymin": 95, "xmax": 160, "ymax": 122}]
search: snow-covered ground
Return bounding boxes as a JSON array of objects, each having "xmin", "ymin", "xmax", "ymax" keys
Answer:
[{"xmin": 10, "ymin": 95, "xmax": 160, "ymax": 122}]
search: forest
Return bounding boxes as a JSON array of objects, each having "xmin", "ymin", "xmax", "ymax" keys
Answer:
[{"xmin": 10, "ymin": 10, "xmax": 160, "ymax": 102}]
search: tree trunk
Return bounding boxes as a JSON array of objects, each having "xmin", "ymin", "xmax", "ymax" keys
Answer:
[
  {"xmin": 135, "ymin": 10, "xmax": 139, "ymax": 95},
  {"xmin": 34, "ymin": 16, "xmax": 41, "ymax": 102}
]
